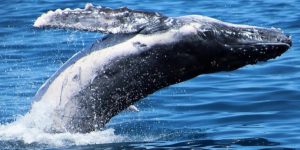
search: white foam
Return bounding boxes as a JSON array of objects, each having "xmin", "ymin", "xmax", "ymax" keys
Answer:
[
  {"xmin": 0, "ymin": 119, "xmax": 125, "ymax": 146},
  {"xmin": 85, "ymin": 3, "xmax": 94, "ymax": 10}
]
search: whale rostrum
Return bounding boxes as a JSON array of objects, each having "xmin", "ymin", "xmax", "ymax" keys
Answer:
[{"xmin": 32, "ymin": 3, "xmax": 292, "ymax": 133}]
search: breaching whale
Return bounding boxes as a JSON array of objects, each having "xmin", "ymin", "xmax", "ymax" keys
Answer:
[{"xmin": 32, "ymin": 3, "xmax": 292, "ymax": 133}]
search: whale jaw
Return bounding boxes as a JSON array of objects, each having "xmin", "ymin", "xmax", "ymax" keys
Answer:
[
  {"xmin": 190, "ymin": 19, "xmax": 292, "ymax": 72},
  {"xmin": 221, "ymin": 34, "xmax": 291, "ymax": 71},
  {"xmin": 215, "ymin": 42, "xmax": 290, "ymax": 72}
]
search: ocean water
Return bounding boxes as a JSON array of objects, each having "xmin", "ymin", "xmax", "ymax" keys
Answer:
[{"xmin": 0, "ymin": 0, "xmax": 299, "ymax": 149}]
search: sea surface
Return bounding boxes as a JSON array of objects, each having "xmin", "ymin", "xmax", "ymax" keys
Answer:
[{"xmin": 0, "ymin": 0, "xmax": 300, "ymax": 149}]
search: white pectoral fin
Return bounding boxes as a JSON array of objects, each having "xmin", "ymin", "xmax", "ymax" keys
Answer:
[
  {"xmin": 128, "ymin": 105, "xmax": 139, "ymax": 112},
  {"xmin": 34, "ymin": 3, "xmax": 167, "ymax": 34}
]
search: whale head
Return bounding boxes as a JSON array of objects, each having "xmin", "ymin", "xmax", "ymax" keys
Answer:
[{"xmin": 176, "ymin": 16, "xmax": 292, "ymax": 73}]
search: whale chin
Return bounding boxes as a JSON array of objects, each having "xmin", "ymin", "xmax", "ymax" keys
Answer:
[
  {"xmin": 208, "ymin": 40, "xmax": 291, "ymax": 72},
  {"xmin": 194, "ymin": 20, "xmax": 292, "ymax": 72},
  {"xmin": 214, "ymin": 42, "xmax": 290, "ymax": 71},
  {"xmin": 230, "ymin": 41, "xmax": 291, "ymax": 60}
]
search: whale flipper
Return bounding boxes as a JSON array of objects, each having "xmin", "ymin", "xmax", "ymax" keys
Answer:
[{"xmin": 34, "ymin": 3, "xmax": 169, "ymax": 34}]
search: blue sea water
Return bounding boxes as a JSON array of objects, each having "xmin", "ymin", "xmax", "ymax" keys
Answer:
[{"xmin": 0, "ymin": 0, "xmax": 300, "ymax": 149}]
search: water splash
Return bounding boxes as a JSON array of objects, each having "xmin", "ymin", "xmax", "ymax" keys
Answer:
[{"xmin": 0, "ymin": 115, "xmax": 126, "ymax": 146}]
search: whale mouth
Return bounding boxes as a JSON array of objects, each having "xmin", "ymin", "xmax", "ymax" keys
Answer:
[
  {"xmin": 215, "ymin": 35, "xmax": 292, "ymax": 71},
  {"xmin": 232, "ymin": 42, "xmax": 291, "ymax": 48},
  {"xmin": 225, "ymin": 30, "xmax": 292, "ymax": 61},
  {"xmin": 245, "ymin": 33, "xmax": 292, "ymax": 48},
  {"xmin": 239, "ymin": 44, "xmax": 287, "ymax": 59}
]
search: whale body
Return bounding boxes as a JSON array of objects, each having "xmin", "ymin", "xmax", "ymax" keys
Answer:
[{"xmin": 32, "ymin": 3, "xmax": 292, "ymax": 133}]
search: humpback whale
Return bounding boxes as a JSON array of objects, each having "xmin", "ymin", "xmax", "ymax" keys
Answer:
[{"xmin": 32, "ymin": 3, "xmax": 292, "ymax": 133}]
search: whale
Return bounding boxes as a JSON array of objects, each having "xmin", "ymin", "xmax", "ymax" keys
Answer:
[{"xmin": 32, "ymin": 3, "xmax": 292, "ymax": 133}]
